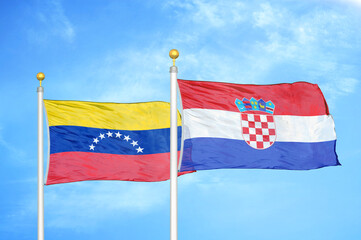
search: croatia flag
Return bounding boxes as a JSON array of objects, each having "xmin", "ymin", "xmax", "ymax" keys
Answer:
[{"xmin": 178, "ymin": 79, "xmax": 340, "ymax": 172}]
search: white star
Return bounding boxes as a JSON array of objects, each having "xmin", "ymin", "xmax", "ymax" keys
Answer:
[
  {"xmin": 115, "ymin": 132, "xmax": 122, "ymax": 138},
  {"xmin": 99, "ymin": 133, "xmax": 105, "ymax": 139},
  {"xmin": 131, "ymin": 140, "xmax": 138, "ymax": 147},
  {"xmin": 106, "ymin": 131, "xmax": 113, "ymax": 137},
  {"xmin": 93, "ymin": 138, "xmax": 99, "ymax": 144},
  {"xmin": 124, "ymin": 135, "xmax": 130, "ymax": 141},
  {"xmin": 136, "ymin": 146, "xmax": 144, "ymax": 153},
  {"xmin": 89, "ymin": 144, "xmax": 95, "ymax": 150}
]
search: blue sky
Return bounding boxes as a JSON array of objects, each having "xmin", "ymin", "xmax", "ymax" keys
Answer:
[{"xmin": 1, "ymin": 0, "xmax": 361, "ymax": 239}]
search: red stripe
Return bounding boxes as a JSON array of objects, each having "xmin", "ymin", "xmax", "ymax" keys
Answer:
[
  {"xmin": 46, "ymin": 152, "xmax": 192, "ymax": 185},
  {"xmin": 178, "ymin": 79, "xmax": 329, "ymax": 116}
]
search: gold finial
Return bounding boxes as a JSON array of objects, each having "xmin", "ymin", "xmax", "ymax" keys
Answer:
[
  {"xmin": 36, "ymin": 72, "xmax": 45, "ymax": 86},
  {"xmin": 169, "ymin": 49, "xmax": 179, "ymax": 66}
]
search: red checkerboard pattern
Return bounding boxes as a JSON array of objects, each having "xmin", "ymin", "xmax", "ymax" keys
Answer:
[{"xmin": 241, "ymin": 113, "xmax": 276, "ymax": 149}]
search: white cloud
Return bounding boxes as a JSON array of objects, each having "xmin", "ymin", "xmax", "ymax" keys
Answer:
[
  {"xmin": 29, "ymin": 0, "xmax": 75, "ymax": 43},
  {"xmin": 90, "ymin": 48, "xmax": 172, "ymax": 103},
  {"xmin": 165, "ymin": 0, "xmax": 246, "ymax": 28},
  {"xmin": 45, "ymin": 181, "xmax": 169, "ymax": 229},
  {"xmin": 3, "ymin": 179, "xmax": 172, "ymax": 231},
  {"xmin": 320, "ymin": 77, "xmax": 359, "ymax": 108},
  {"xmin": 0, "ymin": 127, "xmax": 26, "ymax": 161},
  {"xmin": 253, "ymin": 2, "xmax": 284, "ymax": 27},
  {"xmin": 248, "ymin": 3, "xmax": 361, "ymax": 104},
  {"xmin": 338, "ymin": 78, "xmax": 358, "ymax": 93},
  {"xmin": 332, "ymin": 0, "xmax": 361, "ymax": 7}
]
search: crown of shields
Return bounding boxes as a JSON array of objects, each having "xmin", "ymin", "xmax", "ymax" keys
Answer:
[{"xmin": 235, "ymin": 97, "xmax": 277, "ymax": 150}]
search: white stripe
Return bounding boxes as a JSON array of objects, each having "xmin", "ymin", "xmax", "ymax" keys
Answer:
[{"xmin": 183, "ymin": 109, "xmax": 336, "ymax": 142}]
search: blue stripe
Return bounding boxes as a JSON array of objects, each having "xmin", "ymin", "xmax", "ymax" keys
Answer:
[
  {"xmin": 49, "ymin": 126, "xmax": 182, "ymax": 155},
  {"xmin": 180, "ymin": 138, "xmax": 339, "ymax": 171}
]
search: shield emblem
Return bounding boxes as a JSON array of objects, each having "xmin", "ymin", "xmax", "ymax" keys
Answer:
[{"xmin": 240, "ymin": 113, "xmax": 276, "ymax": 150}]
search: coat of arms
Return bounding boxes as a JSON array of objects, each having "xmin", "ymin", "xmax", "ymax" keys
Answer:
[{"xmin": 235, "ymin": 97, "xmax": 276, "ymax": 150}]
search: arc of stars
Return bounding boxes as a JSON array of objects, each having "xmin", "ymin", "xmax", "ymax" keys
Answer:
[{"xmin": 89, "ymin": 131, "xmax": 144, "ymax": 154}]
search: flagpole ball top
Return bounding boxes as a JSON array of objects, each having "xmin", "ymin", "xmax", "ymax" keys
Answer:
[
  {"xmin": 169, "ymin": 49, "xmax": 179, "ymax": 66},
  {"xmin": 37, "ymin": 72, "xmax": 45, "ymax": 81},
  {"xmin": 37, "ymin": 72, "xmax": 45, "ymax": 87},
  {"xmin": 169, "ymin": 49, "xmax": 179, "ymax": 60}
]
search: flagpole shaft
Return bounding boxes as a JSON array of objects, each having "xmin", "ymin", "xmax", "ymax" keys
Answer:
[
  {"xmin": 37, "ymin": 85, "xmax": 44, "ymax": 240},
  {"xmin": 170, "ymin": 64, "xmax": 178, "ymax": 240}
]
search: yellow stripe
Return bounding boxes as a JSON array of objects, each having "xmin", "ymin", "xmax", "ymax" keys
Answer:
[{"xmin": 44, "ymin": 100, "xmax": 182, "ymax": 130}]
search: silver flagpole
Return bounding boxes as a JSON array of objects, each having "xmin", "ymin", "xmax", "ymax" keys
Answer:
[
  {"xmin": 37, "ymin": 72, "xmax": 45, "ymax": 240},
  {"xmin": 169, "ymin": 49, "xmax": 179, "ymax": 240}
]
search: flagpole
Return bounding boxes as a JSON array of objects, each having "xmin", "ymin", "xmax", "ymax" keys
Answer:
[
  {"xmin": 37, "ymin": 72, "xmax": 45, "ymax": 240},
  {"xmin": 169, "ymin": 49, "xmax": 179, "ymax": 240}
]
